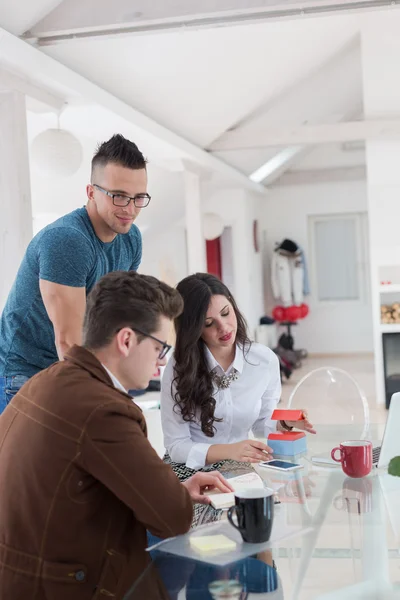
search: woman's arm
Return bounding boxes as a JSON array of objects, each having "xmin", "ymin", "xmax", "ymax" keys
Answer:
[
  {"xmin": 206, "ymin": 439, "xmax": 272, "ymax": 464},
  {"xmin": 161, "ymin": 359, "xmax": 273, "ymax": 467},
  {"xmin": 207, "ymin": 348, "xmax": 279, "ymax": 464},
  {"xmin": 248, "ymin": 348, "xmax": 315, "ymax": 435}
]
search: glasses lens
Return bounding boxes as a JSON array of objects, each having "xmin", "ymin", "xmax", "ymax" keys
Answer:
[
  {"xmin": 113, "ymin": 195, "xmax": 130, "ymax": 206},
  {"xmin": 134, "ymin": 195, "xmax": 150, "ymax": 208},
  {"xmin": 159, "ymin": 346, "xmax": 170, "ymax": 360}
]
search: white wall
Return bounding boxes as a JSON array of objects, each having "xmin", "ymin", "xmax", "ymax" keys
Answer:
[
  {"xmin": 139, "ymin": 224, "xmax": 188, "ymax": 347},
  {"xmin": 261, "ymin": 179, "xmax": 373, "ymax": 354},
  {"xmin": 140, "ymin": 224, "xmax": 187, "ymax": 285},
  {"xmin": 141, "ymin": 184, "xmax": 266, "ymax": 337},
  {"xmin": 232, "ymin": 191, "xmax": 264, "ymax": 338},
  {"xmin": 202, "ymin": 186, "xmax": 264, "ymax": 337}
]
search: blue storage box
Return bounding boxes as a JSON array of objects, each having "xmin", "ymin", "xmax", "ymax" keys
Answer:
[{"xmin": 267, "ymin": 433, "xmax": 307, "ymax": 457}]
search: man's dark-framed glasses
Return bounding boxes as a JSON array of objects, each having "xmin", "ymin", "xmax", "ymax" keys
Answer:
[
  {"xmin": 93, "ymin": 184, "xmax": 151, "ymax": 208},
  {"xmin": 133, "ymin": 328, "xmax": 171, "ymax": 360}
]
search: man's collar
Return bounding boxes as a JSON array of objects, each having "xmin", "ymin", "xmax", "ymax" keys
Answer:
[
  {"xmin": 65, "ymin": 346, "xmax": 130, "ymax": 395},
  {"xmin": 101, "ymin": 364, "xmax": 128, "ymax": 394}
]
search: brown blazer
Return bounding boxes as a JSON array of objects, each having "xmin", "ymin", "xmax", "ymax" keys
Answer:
[{"xmin": 0, "ymin": 346, "xmax": 193, "ymax": 600}]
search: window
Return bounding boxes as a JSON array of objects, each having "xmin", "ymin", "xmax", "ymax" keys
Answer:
[{"xmin": 309, "ymin": 213, "xmax": 367, "ymax": 303}]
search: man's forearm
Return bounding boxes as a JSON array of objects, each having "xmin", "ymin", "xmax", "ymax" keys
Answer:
[
  {"xmin": 55, "ymin": 327, "xmax": 83, "ymax": 360},
  {"xmin": 40, "ymin": 280, "xmax": 86, "ymax": 361}
]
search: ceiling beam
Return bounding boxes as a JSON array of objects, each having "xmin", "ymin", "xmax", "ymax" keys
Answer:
[
  {"xmin": 25, "ymin": 0, "xmax": 400, "ymax": 44},
  {"xmin": 210, "ymin": 39, "xmax": 361, "ymax": 184},
  {"xmin": 209, "ymin": 39, "xmax": 361, "ymax": 185},
  {"xmin": 215, "ymin": 37, "xmax": 361, "ymax": 137},
  {"xmin": 247, "ymin": 108, "xmax": 362, "ymax": 185},
  {"xmin": 271, "ymin": 166, "xmax": 367, "ymax": 186},
  {"xmin": 0, "ymin": 0, "xmax": 64, "ymax": 37},
  {"xmin": 0, "ymin": 27, "xmax": 265, "ymax": 194},
  {"xmin": 209, "ymin": 119, "xmax": 400, "ymax": 150},
  {"xmin": 209, "ymin": 37, "xmax": 361, "ymax": 151},
  {"xmin": 0, "ymin": 66, "xmax": 65, "ymax": 111}
]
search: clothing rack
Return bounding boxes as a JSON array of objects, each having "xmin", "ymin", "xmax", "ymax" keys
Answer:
[{"xmin": 278, "ymin": 321, "xmax": 298, "ymax": 337}]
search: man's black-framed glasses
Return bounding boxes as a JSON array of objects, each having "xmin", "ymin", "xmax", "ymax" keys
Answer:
[
  {"xmin": 132, "ymin": 327, "xmax": 171, "ymax": 360},
  {"xmin": 93, "ymin": 184, "xmax": 151, "ymax": 208}
]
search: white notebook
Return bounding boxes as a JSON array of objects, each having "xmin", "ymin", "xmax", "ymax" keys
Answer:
[{"xmin": 208, "ymin": 472, "xmax": 267, "ymax": 510}]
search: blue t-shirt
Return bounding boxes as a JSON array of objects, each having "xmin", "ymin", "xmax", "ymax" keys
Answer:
[{"xmin": 0, "ymin": 207, "xmax": 142, "ymax": 377}]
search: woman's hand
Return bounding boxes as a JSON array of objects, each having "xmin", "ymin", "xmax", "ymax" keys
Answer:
[
  {"xmin": 227, "ymin": 439, "xmax": 273, "ymax": 463},
  {"xmin": 285, "ymin": 410, "xmax": 316, "ymax": 434},
  {"xmin": 182, "ymin": 471, "xmax": 234, "ymax": 504}
]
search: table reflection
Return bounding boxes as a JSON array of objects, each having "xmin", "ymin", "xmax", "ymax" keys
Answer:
[{"xmin": 125, "ymin": 550, "xmax": 280, "ymax": 599}]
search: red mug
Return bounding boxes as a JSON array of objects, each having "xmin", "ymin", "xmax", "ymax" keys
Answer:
[{"xmin": 331, "ymin": 441, "xmax": 372, "ymax": 478}]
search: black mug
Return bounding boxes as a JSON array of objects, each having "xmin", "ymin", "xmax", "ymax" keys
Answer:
[{"xmin": 227, "ymin": 489, "xmax": 274, "ymax": 544}]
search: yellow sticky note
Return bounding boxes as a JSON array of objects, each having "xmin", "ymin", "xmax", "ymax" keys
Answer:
[{"xmin": 189, "ymin": 534, "xmax": 237, "ymax": 554}]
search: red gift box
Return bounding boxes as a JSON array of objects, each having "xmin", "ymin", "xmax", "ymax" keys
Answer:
[
  {"xmin": 271, "ymin": 409, "xmax": 304, "ymax": 421},
  {"xmin": 268, "ymin": 431, "xmax": 305, "ymax": 441}
]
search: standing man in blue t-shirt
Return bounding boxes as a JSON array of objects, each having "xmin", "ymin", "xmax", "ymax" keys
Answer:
[{"xmin": 0, "ymin": 134, "xmax": 150, "ymax": 413}]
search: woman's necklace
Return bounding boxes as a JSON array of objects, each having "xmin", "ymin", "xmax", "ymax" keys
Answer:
[{"xmin": 211, "ymin": 368, "xmax": 239, "ymax": 389}]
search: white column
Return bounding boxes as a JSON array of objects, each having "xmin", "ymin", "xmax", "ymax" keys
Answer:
[
  {"xmin": 231, "ymin": 190, "xmax": 263, "ymax": 338},
  {"xmin": 202, "ymin": 185, "xmax": 264, "ymax": 337},
  {"xmin": 0, "ymin": 91, "xmax": 33, "ymax": 309},
  {"xmin": 183, "ymin": 168, "xmax": 207, "ymax": 274}
]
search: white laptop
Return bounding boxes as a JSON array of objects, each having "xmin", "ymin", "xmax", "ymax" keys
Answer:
[{"xmin": 311, "ymin": 392, "xmax": 400, "ymax": 469}]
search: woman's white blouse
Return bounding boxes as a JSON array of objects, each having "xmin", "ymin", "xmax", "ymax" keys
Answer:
[{"xmin": 160, "ymin": 343, "xmax": 281, "ymax": 470}]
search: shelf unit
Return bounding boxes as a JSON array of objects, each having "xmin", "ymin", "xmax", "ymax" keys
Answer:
[
  {"xmin": 379, "ymin": 284, "xmax": 400, "ymax": 294},
  {"xmin": 380, "ymin": 324, "xmax": 400, "ymax": 333}
]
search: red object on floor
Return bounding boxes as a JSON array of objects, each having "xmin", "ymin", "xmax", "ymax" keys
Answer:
[
  {"xmin": 272, "ymin": 306, "xmax": 286, "ymax": 321},
  {"xmin": 268, "ymin": 431, "xmax": 305, "ymax": 441},
  {"xmin": 206, "ymin": 237, "xmax": 222, "ymax": 279},
  {"xmin": 272, "ymin": 409, "xmax": 304, "ymax": 421},
  {"xmin": 299, "ymin": 303, "xmax": 309, "ymax": 318},
  {"xmin": 285, "ymin": 305, "xmax": 301, "ymax": 322}
]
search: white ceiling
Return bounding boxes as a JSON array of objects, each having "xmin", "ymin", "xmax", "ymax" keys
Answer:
[
  {"xmin": 0, "ymin": 0, "xmax": 63, "ymax": 36},
  {"xmin": 34, "ymin": 10, "xmax": 371, "ymax": 183},
  {"xmin": 1, "ymin": 0, "xmax": 398, "ymax": 211},
  {"xmin": 41, "ymin": 16, "xmax": 362, "ymax": 150}
]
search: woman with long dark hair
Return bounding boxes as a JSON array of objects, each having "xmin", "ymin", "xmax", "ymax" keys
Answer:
[{"xmin": 161, "ymin": 273, "xmax": 315, "ymax": 483}]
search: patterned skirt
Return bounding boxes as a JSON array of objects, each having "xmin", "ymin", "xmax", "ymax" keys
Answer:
[{"xmin": 163, "ymin": 453, "xmax": 253, "ymax": 528}]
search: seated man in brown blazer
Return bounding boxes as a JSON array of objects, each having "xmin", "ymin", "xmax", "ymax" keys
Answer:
[{"xmin": 0, "ymin": 270, "xmax": 232, "ymax": 600}]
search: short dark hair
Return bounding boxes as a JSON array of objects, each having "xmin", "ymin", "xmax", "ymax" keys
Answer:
[
  {"xmin": 83, "ymin": 271, "xmax": 183, "ymax": 350},
  {"xmin": 91, "ymin": 134, "xmax": 147, "ymax": 180}
]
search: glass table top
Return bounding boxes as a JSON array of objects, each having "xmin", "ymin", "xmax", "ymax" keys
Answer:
[{"xmin": 124, "ymin": 424, "xmax": 400, "ymax": 600}]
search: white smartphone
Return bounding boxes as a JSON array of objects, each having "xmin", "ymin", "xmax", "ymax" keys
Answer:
[{"xmin": 259, "ymin": 459, "xmax": 303, "ymax": 472}]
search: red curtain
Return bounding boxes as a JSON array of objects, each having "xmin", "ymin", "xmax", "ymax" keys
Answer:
[{"xmin": 206, "ymin": 238, "xmax": 222, "ymax": 279}]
